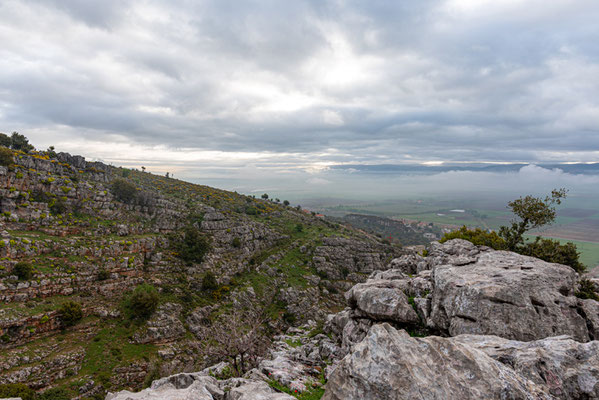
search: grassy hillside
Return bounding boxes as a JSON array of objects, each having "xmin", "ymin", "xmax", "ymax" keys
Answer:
[{"xmin": 0, "ymin": 148, "xmax": 400, "ymax": 398}]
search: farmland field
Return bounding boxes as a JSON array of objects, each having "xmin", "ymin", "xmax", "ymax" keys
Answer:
[{"xmin": 322, "ymin": 198, "xmax": 599, "ymax": 270}]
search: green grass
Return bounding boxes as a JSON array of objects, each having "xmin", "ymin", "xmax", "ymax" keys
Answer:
[
  {"xmin": 268, "ymin": 377, "xmax": 325, "ymax": 400},
  {"xmin": 0, "ymin": 295, "xmax": 86, "ymax": 319},
  {"xmin": 80, "ymin": 322, "xmax": 157, "ymax": 388}
]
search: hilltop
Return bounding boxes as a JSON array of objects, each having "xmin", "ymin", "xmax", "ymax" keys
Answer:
[{"xmin": 0, "ymin": 146, "xmax": 400, "ymax": 398}]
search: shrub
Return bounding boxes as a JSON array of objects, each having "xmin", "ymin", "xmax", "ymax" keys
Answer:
[
  {"xmin": 519, "ymin": 237, "xmax": 585, "ymax": 273},
  {"xmin": 10, "ymin": 132, "xmax": 34, "ymax": 152},
  {"xmin": 576, "ymin": 278, "xmax": 599, "ymax": 301},
  {"xmin": 58, "ymin": 301, "xmax": 83, "ymax": 327},
  {"xmin": 201, "ymin": 271, "xmax": 219, "ymax": 292},
  {"xmin": 49, "ymin": 197, "xmax": 67, "ymax": 215},
  {"xmin": 111, "ymin": 178, "xmax": 137, "ymax": 203},
  {"xmin": 38, "ymin": 387, "xmax": 71, "ymax": 400},
  {"xmin": 14, "ymin": 261, "xmax": 34, "ymax": 280},
  {"xmin": 245, "ymin": 206, "xmax": 259, "ymax": 215},
  {"xmin": 440, "ymin": 226, "xmax": 507, "ymax": 250},
  {"xmin": 126, "ymin": 284, "xmax": 159, "ymax": 320},
  {"xmin": 171, "ymin": 226, "xmax": 210, "ymax": 264},
  {"xmin": 0, "ymin": 383, "xmax": 36, "ymax": 400},
  {"xmin": 97, "ymin": 269, "xmax": 110, "ymax": 281},
  {"xmin": 231, "ymin": 237, "xmax": 241, "ymax": 248},
  {"xmin": 0, "ymin": 133, "xmax": 10, "ymax": 147},
  {"xmin": 294, "ymin": 223, "xmax": 303, "ymax": 233},
  {"xmin": 0, "ymin": 146, "xmax": 14, "ymax": 166}
]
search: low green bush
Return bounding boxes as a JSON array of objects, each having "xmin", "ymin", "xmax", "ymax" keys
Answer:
[
  {"xmin": 0, "ymin": 146, "xmax": 14, "ymax": 166},
  {"xmin": 58, "ymin": 301, "xmax": 83, "ymax": 327},
  {"xmin": 38, "ymin": 387, "xmax": 71, "ymax": 400},
  {"xmin": 440, "ymin": 226, "xmax": 507, "ymax": 250},
  {"xmin": 201, "ymin": 271, "xmax": 219, "ymax": 292},
  {"xmin": 0, "ymin": 383, "xmax": 36, "ymax": 400},
  {"xmin": 126, "ymin": 284, "xmax": 159, "ymax": 320},
  {"xmin": 519, "ymin": 237, "xmax": 585, "ymax": 273},
  {"xmin": 14, "ymin": 261, "xmax": 34, "ymax": 280},
  {"xmin": 97, "ymin": 269, "xmax": 110, "ymax": 281}
]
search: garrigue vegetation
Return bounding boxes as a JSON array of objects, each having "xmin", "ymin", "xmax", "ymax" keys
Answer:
[
  {"xmin": 58, "ymin": 301, "xmax": 83, "ymax": 327},
  {"xmin": 0, "ymin": 146, "xmax": 14, "ymax": 166},
  {"xmin": 111, "ymin": 178, "xmax": 138, "ymax": 203},
  {"xmin": 441, "ymin": 189, "xmax": 585, "ymax": 272},
  {"xmin": 125, "ymin": 284, "xmax": 160, "ymax": 320}
]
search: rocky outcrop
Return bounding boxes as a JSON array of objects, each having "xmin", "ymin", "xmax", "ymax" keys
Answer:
[
  {"xmin": 312, "ymin": 237, "xmax": 400, "ymax": 281},
  {"xmin": 106, "ymin": 373, "xmax": 295, "ymax": 400},
  {"xmin": 321, "ymin": 239, "xmax": 599, "ymax": 399},
  {"xmin": 324, "ymin": 323, "xmax": 599, "ymax": 400},
  {"xmin": 106, "ymin": 323, "xmax": 334, "ymax": 400},
  {"xmin": 132, "ymin": 303, "xmax": 186, "ymax": 344},
  {"xmin": 332, "ymin": 239, "xmax": 598, "ymax": 344}
]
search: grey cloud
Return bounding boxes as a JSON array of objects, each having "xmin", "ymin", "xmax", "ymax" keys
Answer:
[{"xmin": 0, "ymin": 0, "xmax": 598, "ymax": 169}]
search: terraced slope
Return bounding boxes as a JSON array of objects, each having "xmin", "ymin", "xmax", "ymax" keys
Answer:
[{"xmin": 0, "ymin": 149, "xmax": 400, "ymax": 398}]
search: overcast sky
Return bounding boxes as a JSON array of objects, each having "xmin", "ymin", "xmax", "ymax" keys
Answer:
[{"xmin": 1, "ymin": 0, "xmax": 598, "ymax": 192}]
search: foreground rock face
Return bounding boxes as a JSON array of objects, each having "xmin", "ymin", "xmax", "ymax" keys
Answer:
[
  {"xmin": 322, "ymin": 240, "xmax": 599, "ymax": 399},
  {"xmin": 106, "ymin": 373, "xmax": 295, "ymax": 400},
  {"xmin": 335, "ymin": 239, "xmax": 598, "ymax": 344},
  {"xmin": 429, "ymin": 247, "xmax": 588, "ymax": 341},
  {"xmin": 324, "ymin": 324, "xmax": 552, "ymax": 400},
  {"xmin": 454, "ymin": 334, "xmax": 599, "ymax": 399},
  {"xmin": 324, "ymin": 323, "xmax": 599, "ymax": 400},
  {"xmin": 106, "ymin": 240, "xmax": 599, "ymax": 400}
]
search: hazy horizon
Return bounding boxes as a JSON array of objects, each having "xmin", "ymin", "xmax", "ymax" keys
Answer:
[{"xmin": 1, "ymin": 0, "xmax": 598, "ymax": 187}]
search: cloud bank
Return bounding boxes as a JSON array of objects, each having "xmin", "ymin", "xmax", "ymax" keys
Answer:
[{"xmin": 0, "ymin": 0, "xmax": 598, "ymax": 191}]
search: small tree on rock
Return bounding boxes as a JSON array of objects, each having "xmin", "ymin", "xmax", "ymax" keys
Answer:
[
  {"xmin": 126, "ymin": 284, "xmax": 159, "ymax": 320},
  {"xmin": 499, "ymin": 188, "xmax": 567, "ymax": 250}
]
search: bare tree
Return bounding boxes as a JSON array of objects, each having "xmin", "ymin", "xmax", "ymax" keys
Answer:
[{"xmin": 202, "ymin": 306, "xmax": 272, "ymax": 376}]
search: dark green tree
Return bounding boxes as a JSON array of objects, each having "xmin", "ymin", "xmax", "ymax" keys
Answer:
[
  {"xmin": 13, "ymin": 262, "xmax": 34, "ymax": 280},
  {"xmin": 58, "ymin": 301, "xmax": 83, "ymax": 327},
  {"xmin": 10, "ymin": 132, "xmax": 34, "ymax": 152},
  {"xmin": 111, "ymin": 178, "xmax": 137, "ymax": 203},
  {"xmin": 0, "ymin": 146, "xmax": 14, "ymax": 166},
  {"xmin": 0, "ymin": 133, "xmax": 11, "ymax": 147},
  {"xmin": 171, "ymin": 226, "xmax": 211, "ymax": 264},
  {"xmin": 126, "ymin": 284, "xmax": 159, "ymax": 320}
]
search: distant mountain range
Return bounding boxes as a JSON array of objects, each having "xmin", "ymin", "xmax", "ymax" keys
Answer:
[{"xmin": 330, "ymin": 163, "xmax": 599, "ymax": 175}]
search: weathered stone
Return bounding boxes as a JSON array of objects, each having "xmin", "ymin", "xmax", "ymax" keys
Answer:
[
  {"xmin": 323, "ymin": 324, "xmax": 553, "ymax": 400},
  {"xmin": 429, "ymin": 247, "xmax": 589, "ymax": 341},
  {"xmin": 345, "ymin": 280, "xmax": 419, "ymax": 324}
]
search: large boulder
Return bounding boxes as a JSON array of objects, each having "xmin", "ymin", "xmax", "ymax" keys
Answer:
[
  {"xmin": 344, "ymin": 280, "xmax": 419, "ymax": 324},
  {"xmin": 105, "ymin": 373, "xmax": 221, "ymax": 400},
  {"xmin": 105, "ymin": 372, "xmax": 295, "ymax": 400},
  {"xmin": 454, "ymin": 334, "xmax": 599, "ymax": 399},
  {"xmin": 323, "ymin": 324, "xmax": 552, "ymax": 400},
  {"xmin": 429, "ymin": 248, "xmax": 590, "ymax": 341}
]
